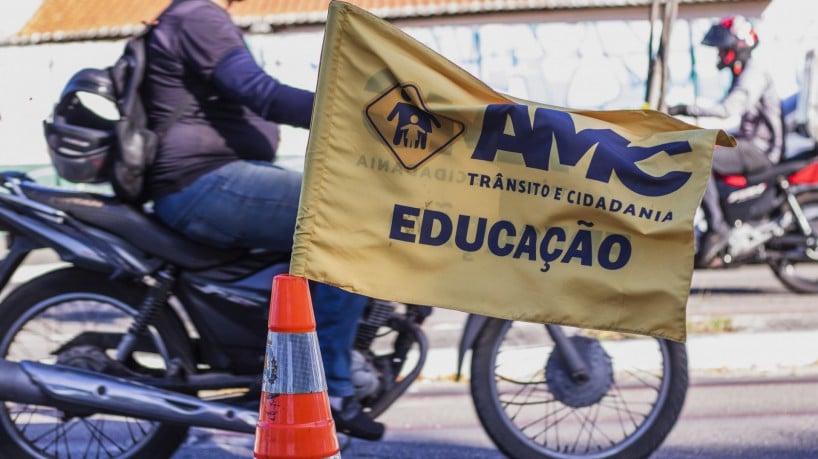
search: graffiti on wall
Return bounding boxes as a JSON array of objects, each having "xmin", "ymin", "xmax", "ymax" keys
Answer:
[{"xmin": 0, "ymin": 14, "xmax": 812, "ymax": 171}]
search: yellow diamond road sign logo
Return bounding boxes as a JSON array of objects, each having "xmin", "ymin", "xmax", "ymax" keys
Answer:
[{"xmin": 366, "ymin": 84, "xmax": 464, "ymax": 170}]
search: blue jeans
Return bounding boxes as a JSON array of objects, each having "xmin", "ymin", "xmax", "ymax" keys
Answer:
[{"xmin": 154, "ymin": 160, "xmax": 367, "ymax": 397}]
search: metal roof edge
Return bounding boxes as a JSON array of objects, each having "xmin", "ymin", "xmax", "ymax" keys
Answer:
[{"xmin": 0, "ymin": 0, "xmax": 759, "ymax": 47}]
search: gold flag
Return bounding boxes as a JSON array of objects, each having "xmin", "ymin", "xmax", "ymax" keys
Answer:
[{"xmin": 291, "ymin": 0, "xmax": 734, "ymax": 342}]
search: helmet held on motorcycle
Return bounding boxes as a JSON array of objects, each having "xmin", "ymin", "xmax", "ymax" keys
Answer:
[
  {"xmin": 43, "ymin": 68, "xmax": 120, "ymax": 184},
  {"xmin": 701, "ymin": 16, "xmax": 759, "ymax": 73}
]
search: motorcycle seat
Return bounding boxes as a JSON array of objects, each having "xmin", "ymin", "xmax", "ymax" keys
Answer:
[
  {"xmin": 19, "ymin": 183, "xmax": 251, "ymax": 270},
  {"xmin": 743, "ymin": 156, "xmax": 818, "ymax": 185}
]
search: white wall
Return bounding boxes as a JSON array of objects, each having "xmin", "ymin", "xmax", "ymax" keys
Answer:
[
  {"xmin": 251, "ymin": 17, "xmax": 736, "ymax": 170},
  {"xmin": 0, "ymin": 2, "xmax": 813, "ymax": 174},
  {"xmin": 249, "ymin": 12, "xmax": 812, "ymax": 171}
]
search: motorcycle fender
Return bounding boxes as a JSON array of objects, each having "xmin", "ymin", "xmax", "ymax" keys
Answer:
[
  {"xmin": 0, "ymin": 207, "xmax": 154, "ymax": 275},
  {"xmin": 456, "ymin": 314, "xmax": 490, "ymax": 381}
]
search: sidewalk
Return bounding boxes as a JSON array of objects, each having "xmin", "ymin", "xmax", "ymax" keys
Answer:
[
  {"xmin": 415, "ymin": 264, "xmax": 818, "ymax": 381},
  {"xmin": 8, "ymin": 254, "xmax": 818, "ymax": 381},
  {"xmin": 413, "ymin": 328, "xmax": 818, "ymax": 382}
]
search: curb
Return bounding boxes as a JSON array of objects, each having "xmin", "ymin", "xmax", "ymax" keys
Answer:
[{"xmin": 413, "ymin": 329, "xmax": 818, "ymax": 382}]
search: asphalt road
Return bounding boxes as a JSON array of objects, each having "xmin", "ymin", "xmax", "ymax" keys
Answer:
[
  {"xmin": 169, "ymin": 264, "xmax": 818, "ymax": 458},
  {"xmin": 172, "ymin": 373, "xmax": 818, "ymax": 459},
  {"xmin": 4, "ymin": 256, "xmax": 816, "ymax": 458}
]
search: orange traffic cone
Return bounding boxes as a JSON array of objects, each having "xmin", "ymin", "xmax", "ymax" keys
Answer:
[{"xmin": 254, "ymin": 274, "xmax": 341, "ymax": 459}]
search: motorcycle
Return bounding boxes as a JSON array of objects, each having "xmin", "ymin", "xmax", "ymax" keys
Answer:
[
  {"xmin": 687, "ymin": 48, "xmax": 818, "ymax": 292},
  {"xmin": 0, "ymin": 170, "xmax": 688, "ymax": 459},
  {"xmin": 693, "ymin": 128, "xmax": 818, "ymax": 293}
]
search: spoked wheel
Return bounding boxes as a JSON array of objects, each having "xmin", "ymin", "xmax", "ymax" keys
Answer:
[
  {"xmin": 0, "ymin": 268, "xmax": 193, "ymax": 459},
  {"xmin": 470, "ymin": 319, "xmax": 688, "ymax": 459},
  {"xmin": 770, "ymin": 191, "xmax": 818, "ymax": 293}
]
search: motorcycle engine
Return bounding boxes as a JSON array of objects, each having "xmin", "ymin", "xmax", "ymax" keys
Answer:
[
  {"xmin": 351, "ymin": 299, "xmax": 402, "ymax": 402},
  {"xmin": 727, "ymin": 213, "xmax": 792, "ymax": 261},
  {"xmin": 350, "ymin": 350, "xmax": 382, "ymax": 400}
]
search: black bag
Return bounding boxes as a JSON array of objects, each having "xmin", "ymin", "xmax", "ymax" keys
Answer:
[{"xmin": 108, "ymin": 27, "xmax": 159, "ymax": 203}]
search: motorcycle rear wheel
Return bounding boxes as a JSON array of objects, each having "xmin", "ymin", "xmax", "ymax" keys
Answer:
[
  {"xmin": 470, "ymin": 319, "xmax": 688, "ymax": 459},
  {"xmin": 770, "ymin": 191, "xmax": 818, "ymax": 293},
  {"xmin": 0, "ymin": 267, "xmax": 194, "ymax": 459}
]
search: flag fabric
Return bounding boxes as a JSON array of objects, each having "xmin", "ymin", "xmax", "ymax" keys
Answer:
[{"xmin": 290, "ymin": 0, "xmax": 734, "ymax": 342}]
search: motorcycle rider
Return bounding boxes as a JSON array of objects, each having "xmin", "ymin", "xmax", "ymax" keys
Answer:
[
  {"xmin": 669, "ymin": 15, "xmax": 783, "ymax": 268},
  {"xmin": 141, "ymin": 0, "xmax": 384, "ymax": 440}
]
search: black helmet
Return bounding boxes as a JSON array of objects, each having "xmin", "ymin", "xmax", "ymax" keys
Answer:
[
  {"xmin": 43, "ymin": 68, "xmax": 120, "ymax": 183},
  {"xmin": 702, "ymin": 16, "xmax": 758, "ymax": 71}
]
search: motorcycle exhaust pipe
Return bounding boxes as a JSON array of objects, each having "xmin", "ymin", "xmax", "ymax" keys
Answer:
[
  {"xmin": 0, "ymin": 359, "xmax": 257, "ymax": 434},
  {"xmin": 0, "ymin": 359, "xmax": 48, "ymax": 405}
]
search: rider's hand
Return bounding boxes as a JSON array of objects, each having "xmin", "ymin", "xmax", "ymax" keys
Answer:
[{"xmin": 667, "ymin": 105, "xmax": 689, "ymax": 116}]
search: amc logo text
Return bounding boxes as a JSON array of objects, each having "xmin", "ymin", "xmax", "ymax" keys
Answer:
[{"xmin": 471, "ymin": 104, "xmax": 693, "ymax": 197}]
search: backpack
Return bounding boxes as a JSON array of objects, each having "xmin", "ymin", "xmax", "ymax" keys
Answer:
[{"xmin": 109, "ymin": 26, "xmax": 160, "ymax": 203}]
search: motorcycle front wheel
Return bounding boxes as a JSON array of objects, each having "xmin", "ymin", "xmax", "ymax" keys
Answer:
[
  {"xmin": 770, "ymin": 191, "xmax": 818, "ymax": 293},
  {"xmin": 470, "ymin": 319, "xmax": 688, "ymax": 459},
  {"xmin": 0, "ymin": 267, "xmax": 194, "ymax": 459}
]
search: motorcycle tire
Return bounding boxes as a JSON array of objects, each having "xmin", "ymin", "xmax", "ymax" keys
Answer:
[
  {"xmin": 0, "ymin": 267, "xmax": 195, "ymax": 459},
  {"xmin": 770, "ymin": 191, "xmax": 818, "ymax": 293},
  {"xmin": 470, "ymin": 319, "xmax": 688, "ymax": 459}
]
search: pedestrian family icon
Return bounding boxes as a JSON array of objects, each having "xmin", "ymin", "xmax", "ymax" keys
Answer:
[
  {"xmin": 366, "ymin": 83, "xmax": 464, "ymax": 169},
  {"xmin": 388, "ymin": 88, "xmax": 442, "ymax": 149}
]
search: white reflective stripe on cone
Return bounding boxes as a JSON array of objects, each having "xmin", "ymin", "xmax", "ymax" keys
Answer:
[{"xmin": 262, "ymin": 331, "xmax": 327, "ymax": 394}]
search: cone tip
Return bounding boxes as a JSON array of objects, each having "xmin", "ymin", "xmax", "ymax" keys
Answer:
[{"xmin": 268, "ymin": 274, "xmax": 316, "ymax": 333}]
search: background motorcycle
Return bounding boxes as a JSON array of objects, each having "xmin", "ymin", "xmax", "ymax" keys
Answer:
[
  {"xmin": 0, "ymin": 171, "xmax": 688, "ymax": 459},
  {"xmin": 693, "ymin": 126, "xmax": 818, "ymax": 293},
  {"xmin": 688, "ymin": 48, "xmax": 818, "ymax": 293}
]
